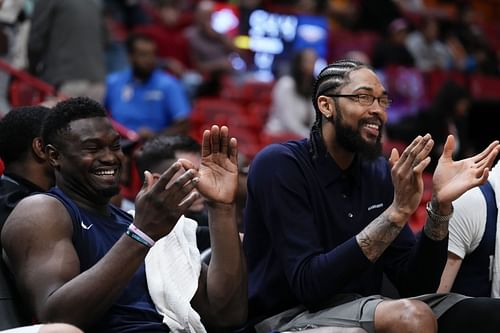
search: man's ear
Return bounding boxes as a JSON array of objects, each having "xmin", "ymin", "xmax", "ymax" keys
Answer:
[
  {"xmin": 45, "ymin": 143, "xmax": 61, "ymax": 169},
  {"xmin": 316, "ymin": 95, "xmax": 335, "ymax": 120},
  {"xmin": 32, "ymin": 137, "xmax": 47, "ymax": 162}
]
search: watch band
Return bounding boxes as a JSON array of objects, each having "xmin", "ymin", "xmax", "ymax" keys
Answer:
[{"xmin": 425, "ymin": 201, "xmax": 453, "ymax": 223}]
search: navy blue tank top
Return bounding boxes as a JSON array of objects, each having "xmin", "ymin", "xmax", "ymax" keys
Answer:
[
  {"xmin": 452, "ymin": 181, "xmax": 497, "ymax": 297},
  {"xmin": 47, "ymin": 188, "xmax": 168, "ymax": 333}
]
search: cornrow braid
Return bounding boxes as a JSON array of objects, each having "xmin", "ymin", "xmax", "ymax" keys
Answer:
[{"xmin": 309, "ymin": 59, "xmax": 367, "ymax": 158}]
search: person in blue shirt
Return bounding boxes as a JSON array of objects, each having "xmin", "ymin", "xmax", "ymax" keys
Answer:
[
  {"xmin": 243, "ymin": 59, "xmax": 500, "ymax": 333},
  {"xmin": 105, "ymin": 33, "xmax": 191, "ymax": 140},
  {"xmin": 1, "ymin": 97, "xmax": 246, "ymax": 332}
]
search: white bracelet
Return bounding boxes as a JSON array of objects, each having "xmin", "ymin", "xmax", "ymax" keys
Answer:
[{"xmin": 128, "ymin": 223, "xmax": 155, "ymax": 247}]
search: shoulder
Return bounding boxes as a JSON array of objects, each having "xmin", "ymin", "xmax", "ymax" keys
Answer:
[
  {"xmin": 272, "ymin": 76, "xmax": 295, "ymax": 94},
  {"xmin": 275, "ymin": 75, "xmax": 294, "ymax": 87},
  {"xmin": 252, "ymin": 140, "xmax": 307, "ymax": 170},
  {"xmin": 153, "ymin": 70, "xmax": 181, "ymax": 87},
  {"xmin": 2, "ymin": 194, "xmax": 72, "ymax": 240},
  {"xmin": 453, "ymin": 186, "xmax": 485, "ymax": 214},
  {"xmin": 249, "ymin": 140, "xmax": 310, "ymax": 185},
  {"xmin": 452, "ymin": 186, "xmax": 486, "ymax": 224},
  {"xmin": 106, "ymin": 69, "xmax": 129, "ymax": 85},
  {"xmin": 488, "ymin": 162, "xmax": 500, "ymax": 192}
]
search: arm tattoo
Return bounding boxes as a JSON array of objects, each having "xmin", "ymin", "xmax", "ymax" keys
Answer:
[
  {"xmin": 356, "ymin": 211, "xmax": 404, "ymax": 262},
  {"xmin": 423, "ymin": 218, "xmax": 449, "ymax": 241}
]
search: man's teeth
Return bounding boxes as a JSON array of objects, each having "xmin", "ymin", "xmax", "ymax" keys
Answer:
[
  {"xmin": 366, "ymin": 124, "xmax": 379, "ymax": 129},
  {"xmin": 95, "ymin": 170, "xmax": 115, "ymax": 176}
]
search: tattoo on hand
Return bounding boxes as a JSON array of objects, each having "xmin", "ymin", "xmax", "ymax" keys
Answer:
[{"xmin": 357, "ymin": 212, "xmax": 403, "ymax": 262}]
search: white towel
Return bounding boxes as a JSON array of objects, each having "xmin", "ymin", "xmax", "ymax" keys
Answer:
[
  {"xmin": 143, "ymin": 215, "xmax": 206, "ymax": 333},
  {"xmin": 488, "ymin": 165, "xmax": 500, "ymax": 297}
]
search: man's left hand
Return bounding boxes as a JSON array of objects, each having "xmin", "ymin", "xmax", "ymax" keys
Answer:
[
  {"xmin": 432, "ymin": 135, "xmax": 499, "ymax": 210},
  {"xmin": 196, "ymin": 125, "xmax": 238, "ymax": 205}
]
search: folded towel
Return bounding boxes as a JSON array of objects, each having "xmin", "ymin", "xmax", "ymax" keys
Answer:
[{"xmin": 145, "ymin": 215, "xmax": 206, "ymax": 333}]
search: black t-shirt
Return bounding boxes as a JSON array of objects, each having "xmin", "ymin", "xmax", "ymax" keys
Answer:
[{"xmin": 0, "ymin": 173, "xmax": 44, "ymax": 231}]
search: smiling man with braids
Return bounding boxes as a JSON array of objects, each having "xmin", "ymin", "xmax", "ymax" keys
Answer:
[{"xmin": 242, "ymin": 59, "xmax": 500, "ymax": 333}]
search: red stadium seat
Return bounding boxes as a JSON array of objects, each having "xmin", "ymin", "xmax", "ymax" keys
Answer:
[
  {"xmin": 189, "ymin": 98, "xmax": 262, "ymax": 141},
  {"xmin": 221, "ymin": 79, "xmax": 274, "ymax": 105},
  {"xmin": 469, "ymin": 74, "xmax": 500, "ymax": 101},
  {"xmin": 9, "ymin": 80, "xmax": 45, "ymax": 107},
  {"xmin": 245, "ymin": 103, "xmax": 271, "ymax": 133},
  {"xmin": 327, "ymin": 30, "xmax": 381, "ymax": 62}
]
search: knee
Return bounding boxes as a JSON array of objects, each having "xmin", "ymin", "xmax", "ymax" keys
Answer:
[
  {"xmin": 398, "ymin": 300, "xmax": 436, "ymax": 331},
  {"xmin": 376, "ymin": 299, "xmax": 437, "ymax": 333}
]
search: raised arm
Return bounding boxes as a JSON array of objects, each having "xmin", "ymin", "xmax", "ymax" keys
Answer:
[
  {"xmin": 356, "ymin": 134, "xmax": 434, "ymax": 262},
  {"xmin": 190, "ymin": 125, "xmax": 247, "ymax": 327},
  {"xmin": 424, "ymin": 135, "xmax": 499, "ymax": 240},
  {"xmin": 1, "ymin": 163, "xmax": 199, "ymax": 328}
]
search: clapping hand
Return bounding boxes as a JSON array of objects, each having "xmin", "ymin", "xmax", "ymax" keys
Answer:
[
  {"xmin": 389, "ymin": 134, "xmax": 434, "ymax": 220},
  {"xmin": 432, "ymin": 135, "xmax": 499, "ymax": 207},
  {"xmin": 196, "ymin": 125, "xmax": 238, "ymax": 205}
]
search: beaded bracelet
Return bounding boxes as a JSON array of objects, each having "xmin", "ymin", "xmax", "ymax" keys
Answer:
[{"xmin": 126, "ymin": 223, "xmax": 155, "ymax": 248}]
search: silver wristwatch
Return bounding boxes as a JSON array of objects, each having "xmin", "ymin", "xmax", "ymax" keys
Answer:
[{"xmin": 425, "ymin": 201, "xmax": 454, "ymax": 222}]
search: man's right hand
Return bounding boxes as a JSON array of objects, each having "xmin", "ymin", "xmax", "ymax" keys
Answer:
[
  {"xmin": 133, "ymin": 162, "xmax": 200, "ymax": 240},
  {"xmin": 388, "ymin": 134, "xmax": 434, "ymax": 223}
]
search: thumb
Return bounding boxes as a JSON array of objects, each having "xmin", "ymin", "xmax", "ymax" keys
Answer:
[
  {"xmin": 389, "ymin": 148, "xmax": 400, "ymax": 168},
  {"xmin": 140, "ymin": 170, "xmax": 154, "ymax": 193},
  {"xmin": 441, "ymin": 135, "xmax": 455, "ymax": 161}
]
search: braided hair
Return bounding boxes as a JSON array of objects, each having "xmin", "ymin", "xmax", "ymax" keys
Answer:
[{"xmin": 309, "ymin": 59, "xmax": 367, "ymax": 158}]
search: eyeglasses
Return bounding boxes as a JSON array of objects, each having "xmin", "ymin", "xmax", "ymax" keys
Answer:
[{"xmin": 324, "ymin": 94, "xmax": 392, "ymax": 109}]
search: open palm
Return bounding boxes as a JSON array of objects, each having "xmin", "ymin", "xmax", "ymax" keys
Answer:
[
  {"xmin": 197, "ymin": 125, "xmax": 238, "ymax": 204},
  {"xmin": 433, "ymin": 135, "xmax": 499, "ymax": 204}
]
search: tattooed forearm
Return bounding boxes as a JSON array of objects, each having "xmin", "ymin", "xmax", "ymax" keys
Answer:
[
  {"xmin": 356, "ymin": 210, "xmax": 404, "ymax": 262},
  {"xmin": 423, "ymin": 218, "xmax": 449, "ymax": 241}
]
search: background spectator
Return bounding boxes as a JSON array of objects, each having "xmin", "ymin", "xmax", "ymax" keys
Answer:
[
  {"xmin": 406, "ymin": 16, "xmax": 452, "ymax": 71},
  {"xmin": 105, "ymin": 33, "xmax": 191, "ymax": 140},
  {"xmin": 372, "ymin": 18, "xmax": 415, "ymax": 69},
  {"xmin": 28, "ymin": 0, "xmax": 106, "ymax": 102},
  {"xmin": 185, "ymin": 0, "xmax": 246, "ymax": 97},
  {"xmin": 264, "ymin": 48, "xmax": 317, "ymax": 139}
]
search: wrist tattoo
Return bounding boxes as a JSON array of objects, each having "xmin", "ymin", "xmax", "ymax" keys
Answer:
[
  {"xmin": 423, "ymin": 218, "xmax": 449, "ymax": 241},
  {"xmin": 357, "ymin": 211, "xmax": 403, "ymax": 262}
]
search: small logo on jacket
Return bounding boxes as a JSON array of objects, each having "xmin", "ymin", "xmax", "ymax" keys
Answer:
[
  {"xmin": 367, "ymin": 203, "xmax": 383, "ymax": 211},
  {"xmin": 81, "ymin": 221, "xmax": 93, "ymax": 230}
]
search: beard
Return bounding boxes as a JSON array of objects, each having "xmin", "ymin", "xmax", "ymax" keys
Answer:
[
  {"xmin": 133, "ymin": 67, "xmax": 154, "ymax": 81},
  {"xmin": 332, "ymin": 111, "xmax": 383, "ymax": 161}
]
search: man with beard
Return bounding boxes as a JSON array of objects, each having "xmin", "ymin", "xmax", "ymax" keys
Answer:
[
  {"xmin": 105, "ymin": 33, "xmax": 191, "ymax": 139},
  {"xmin": 242, "ymin": 60, "xmax": 500, "ymax": 333},
  {"xmin": 1, "ymin": 97, "xmax": 246, "ymax": 332}
]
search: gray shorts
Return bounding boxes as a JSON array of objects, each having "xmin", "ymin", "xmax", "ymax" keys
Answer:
[{"xmin": 254, "ymin": 293, "xmax": 468, "ymax": 333}]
